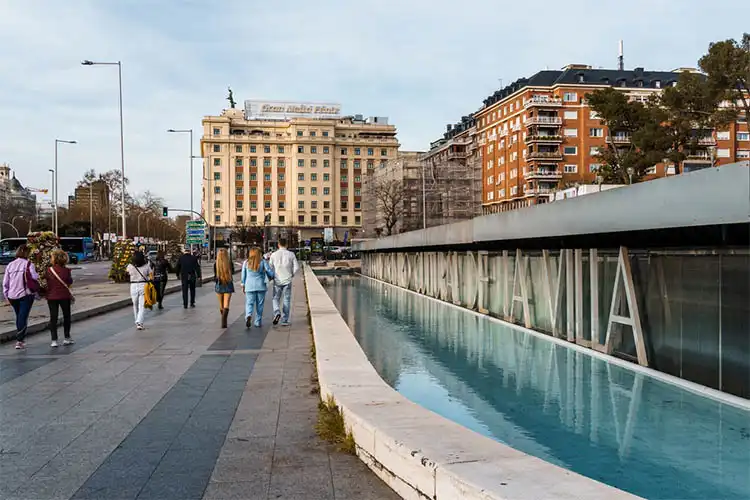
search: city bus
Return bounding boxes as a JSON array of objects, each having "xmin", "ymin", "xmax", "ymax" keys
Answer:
[
  {"xmin": 0, "ymin": 237, "xmax": 28, "ymax": 264},
  {"xmin": 59, "ymin": 237, "xmax": 95, "ymax": 264}
]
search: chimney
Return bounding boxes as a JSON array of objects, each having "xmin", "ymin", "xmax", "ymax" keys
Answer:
[{"xmin": 618, "ymin": 40, "xmax": 624, "ymax": 71}]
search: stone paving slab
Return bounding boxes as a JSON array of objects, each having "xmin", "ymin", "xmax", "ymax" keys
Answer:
[{"xmin": 1, "ymin": 271, "xmax": 399, "ymax": 500}]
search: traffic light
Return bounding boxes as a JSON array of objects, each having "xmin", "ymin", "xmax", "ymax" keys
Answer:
[{"xmin": 162, "ymin": 206, "xmax": 168, "ymax": 217}]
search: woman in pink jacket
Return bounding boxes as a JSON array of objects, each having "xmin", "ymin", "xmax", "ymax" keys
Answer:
[{"xmin": 2, "ymin": 245, "xmax": 39, "ymax": 349}]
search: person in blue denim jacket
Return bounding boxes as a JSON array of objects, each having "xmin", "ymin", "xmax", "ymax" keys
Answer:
[{"xmin": 240, "ymin": 247, "xmax": 274, "ymax": 328}]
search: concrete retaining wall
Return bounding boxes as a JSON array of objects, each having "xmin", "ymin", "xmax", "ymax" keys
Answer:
[{"xmin": 304, "ymin": 266, "xmax": 641, "ymax": 500}]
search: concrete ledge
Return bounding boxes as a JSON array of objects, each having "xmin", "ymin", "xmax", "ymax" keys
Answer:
[
  {"xmin": 303, "ymin": 266, "xmax": 641, "ymax": 500},
  {"xmin": 0, "ymin": 273, "xmax": 218, "ymax": 344}
]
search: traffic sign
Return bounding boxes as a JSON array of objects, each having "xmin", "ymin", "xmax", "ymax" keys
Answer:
[{"xmin": 323, "ymin": 227, "xmax": 333, "ymax": 243}]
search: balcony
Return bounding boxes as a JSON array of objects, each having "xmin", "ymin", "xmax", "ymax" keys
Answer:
[
  {"xmin": 478, "ymin": 137, "xmax": 487, "ymax": 146},
  {"xmin": 524, "ymin": 96, "xmax": 563, "ymax": 109},
  {"xmin": 524, "ymin": 186, "xmax": 555, "ymax": 197},
  {"xmin": 607, "ymin": 135, "xmax": 632, "ymax": 144},
  {"xmin": 499, "ymin": 129, "xmax": 509, "ymax": 137},
  {"xmin": 525, "ymin": 134, "xmax": 563, "ymax": 144},
  {"xmin": 524, "ymin": 168, "xmax": 563, "ymax": 180},
  {"xmin": 527, "ymin": 150, "xmax": 563, "ymax": 161},
  {"xmin": 685, "ymin": 152, "xmax": 712, "ymax": 161},
  {"xmin": 696, "ymin": 137, "xmax": 716, "ymax": 146},
  {"xmin": 524, "ymin": 116, "xmax": 563, "ymax": 127}
]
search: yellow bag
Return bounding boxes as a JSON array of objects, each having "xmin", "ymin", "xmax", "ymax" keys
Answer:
[{"xmin": 144, "ymin": 282, "xmax": 157, "ymax": 309}]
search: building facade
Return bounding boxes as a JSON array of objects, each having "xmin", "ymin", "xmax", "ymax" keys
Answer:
[
  {"xmin": 201, "ymin": 102, "xmax": 399, "ymax": 243},
  {"xmin": 70, "ymin": 180, "xmax": 109, "ymax": 213},
  {"xmin": 0, "ymin": 163, "xmax": 37, "ymax": 217},
  {"xmin": 474, "ymin": 65, "xmax": 750, "ymax": 213}
]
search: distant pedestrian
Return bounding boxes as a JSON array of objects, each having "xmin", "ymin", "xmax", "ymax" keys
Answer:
[
  {"xmin": 175, "ymin": 247, "xmax": 200, "ymax": 308},
  {"xmin": 214, "ymin": 248, "xmax": 235, "ymax": 328},
  {"xmin": 269, "ymin": 238, "xmax": 300, "ymax": 326},
  {"xmin": 46, "ymin": 249, "xmax": 75, "ymax": 347},
  {"xmin": 3, "ymin": 245, "xmax": 39, "ymax": 349},
  {"xmin": 126, "ymin": 251, "xmax": 152, "ymax": 330},
  {"xmin": 152, "ymin": 250, "xmax": 172, "ymax": 310},
  {"xmin": 241, "ymin": 247, "xmax": 274, "ymax": 328}
]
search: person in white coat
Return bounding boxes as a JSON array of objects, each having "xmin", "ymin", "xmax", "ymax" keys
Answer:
[{"xmin": 268, "ymin": 238, "xmax": 300, "ymax": 326}]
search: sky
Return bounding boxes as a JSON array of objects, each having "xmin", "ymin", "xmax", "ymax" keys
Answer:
[{"xmin": 1, "ymin": 0, "xmax": 748, "ymax": 213}]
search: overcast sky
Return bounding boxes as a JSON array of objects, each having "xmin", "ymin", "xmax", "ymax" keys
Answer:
[{"xmin": 1, "ymin": 0, "xmax": 748, "ymax": 212}]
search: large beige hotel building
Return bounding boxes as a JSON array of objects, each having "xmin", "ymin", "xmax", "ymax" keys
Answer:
[{"xmin": 201, "ymin": 101, "xmax": 399, "ymax": 242}]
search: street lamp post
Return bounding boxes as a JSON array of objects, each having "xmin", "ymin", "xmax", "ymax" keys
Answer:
[
  {"xmin": 54, "ymin": 139, "xmax": 76, "ymax": 235},
  {"xmin": 48, "ymin": 169, "xmax": 55, "ymax": 233},
  {"xmin": 168, "ymin": 129, "xmax": 194, "ymax": 216},
  {"xmin": 89, "ymin": 181, "xmax": 94, "ymax": 239},
  {"xmin": 81, "ymin": 60, "xmax": 126, "ymax": 239}
]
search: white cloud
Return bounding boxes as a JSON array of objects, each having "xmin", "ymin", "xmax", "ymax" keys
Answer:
[{"xmin": 1, "ymin": 0, "xmax": 748, "ymax": 213}]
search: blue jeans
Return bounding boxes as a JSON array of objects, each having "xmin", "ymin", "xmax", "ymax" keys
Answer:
[
  {"xmin": 272, "ymin": 283, "xmax": 292, "ymax": 323},
  {"xmin": 10, "ymin": 295, "xmax": 34, "ymax": 342},
  {"xmin": 245, "ymin": 291, "xmax": 265, "ymax": 326}
]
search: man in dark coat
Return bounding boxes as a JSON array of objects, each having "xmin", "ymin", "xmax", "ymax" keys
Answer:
[{"xmin": 175, "ymin": 247, "xmax": 201, "ymax": 308}]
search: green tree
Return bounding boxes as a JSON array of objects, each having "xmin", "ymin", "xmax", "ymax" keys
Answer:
[{"xmin": 699, "ymin": 33, "xmax": 750, "ymax": 124}]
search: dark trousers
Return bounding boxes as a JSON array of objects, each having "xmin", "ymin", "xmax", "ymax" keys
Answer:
[
  {"xmin": 181, "ymin": 275, "xmax": 196, "ymax": 307},
  {"xmin": 48, "ymin": 299, "xmax": 72, "ymax": 341},
  {"xmin": 10, "ymin": 295, "xmax": 34, "ymax": 342},
  {"xmin": 154, "ymin": 279, "xmax": 167, "ymax": 306}
]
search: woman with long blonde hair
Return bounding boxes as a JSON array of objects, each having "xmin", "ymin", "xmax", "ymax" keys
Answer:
[
  {"xmin": 240, "ymin": 247, "xmax": 274, "ymax": 328},
  {"xmin": 214, "ymin": 248, "xmax": 235, "ymax": 328}
]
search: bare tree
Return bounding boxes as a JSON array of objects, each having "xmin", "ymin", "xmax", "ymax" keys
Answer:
[{"xmin": 371, "ymin": 178, "xmax": 407, "ymax": 236}]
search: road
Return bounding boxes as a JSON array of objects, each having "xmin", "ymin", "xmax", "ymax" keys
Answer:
[{"xmin": 0, "ymin": 260, "xmax": 113, "ymax": 290}]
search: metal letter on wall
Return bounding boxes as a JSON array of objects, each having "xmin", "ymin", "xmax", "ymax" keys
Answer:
[
  {"xmin": 541, "ymin": 250, "xmax": 565, "ymax": 338},
  {"xmin": 465, "ymin": 251, "xmax": 479, "ymax": 310},
  {"xmin": 501, "ymin": 251, "xmax": 510, "ymax": 317},
  {"xmin": 605, "ymin": 246, "xmax": 648, "ymax": 366},
  {"xmin": 450, "ymin": 252, "xmax": 461, "ymax": 306},
  {"xmin": 574, "ymin": 249, "xmax": 591, "ymax": 347},
  {"xmin": 477, "ymin": 251, "xmax": 490, "ymax": 314},
  {"xmin": 507, "ymin": 249, "xmax": 532, "ymax": 328},
  {"xmin": 437, "ymin": 252, "xmax": 448, "ymax": 300}
]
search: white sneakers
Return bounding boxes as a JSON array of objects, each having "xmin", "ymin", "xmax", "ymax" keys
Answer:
[
  {"xmin": 136, "ymin": 323, "xmax": 144, "ymax": 330},
  {"xmin": 51, "ymin": 339, "xmax": 75, "ymax": 347},
  {"xmin": 50, "ymin": 341, "xmax": 58, "ymax": 347}
]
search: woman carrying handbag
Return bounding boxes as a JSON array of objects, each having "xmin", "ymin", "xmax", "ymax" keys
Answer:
[
  {"xmin": 46, "ymin": 249, "xmax": 75, "ymax": 347},
  {"xmin": 2, "ymin": 244, "xmax": 40, "ymax": 350}
]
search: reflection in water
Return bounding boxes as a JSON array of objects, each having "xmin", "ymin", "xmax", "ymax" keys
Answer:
[{"xmin": 321, "ymin": 276, "xmax": 750, "ymax": 500}]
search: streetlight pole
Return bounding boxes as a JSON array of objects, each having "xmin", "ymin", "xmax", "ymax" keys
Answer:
[
  {"xmin": 54, "ymin": 139, "xmax": 76, "ymax": 236},
  {"xmin": 421, "ymin": 162, "xmax": 427, "ymax": 230},
  {"xmin": 81, "ymin": 60, "xmax": 126, "ymax": 239},
  {"xmin": 89, "ymin": 181, "xmax": 94, "ymax": 239},
  {"xmin": 168, "ymin": 128, "xmax": 194, "ymax": 216},
  {"xmin": 48, "ymin": 169, "xmax": 54, "ymax": 233}
]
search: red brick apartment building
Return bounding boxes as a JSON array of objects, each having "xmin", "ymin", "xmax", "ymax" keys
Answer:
[{"xmin": 476, "ymin": 65, "xmax": 750, "ymax": 214}]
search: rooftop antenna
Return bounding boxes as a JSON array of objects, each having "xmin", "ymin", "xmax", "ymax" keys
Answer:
[
  {"xmin": 618, "ymin": 40, "xmax": 624, "ymax": 71},
  {"xmin": 498, "ymin": 78, "xmax": 503, "ymax": 89}
]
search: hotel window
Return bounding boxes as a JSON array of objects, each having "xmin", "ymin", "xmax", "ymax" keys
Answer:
[
  {"xmin": 499, "ymin": 188, "xmax": 505, "ymax": 197},
  {"xmin": 298, "ymin": 173, "xmax": 305, "ymax": 181},
  {"xmin": 717, "ymin": 131, "xmax": 731, "ymax": 140},
  {"xmin": 311, "ymin": 215, "xmax": 318, "ymax": 225},
  {"xmin": 324, "ymin": 160, "xmax": 330, "ymax": 168},
  {"xmin": 487, "ymin": 160, "xmax": 493, "ymax": 169},
  {"xmin": 251, "ymin": 202, "xmax": 257, "ymax": 210},
  {"xmin": 235, "ymin": 145, "xmax": 242, "ymax": 153},
  {"xmin": 250, "ymin": 145, "xmax": 256, "ymax": 153},
  {"xmin": 236, "ymin": 187, "xmax": 243, "ymax": 195},
  {"xmin": 310, "ymin": 131, "xmax": 316, "ymax": 137},
  {"xmin": 264, "ymin": 146, "xmax": 271, "ymax": 153},
  {"xmin": 213, "ymin": 158, "xmax": 221, "ymax": 166},
  {"xmin": 488, "ymin": 144, "xmax": 494, "ymax": 153},
  {"xmin": 298, "ymin": 145, "xmax": 304, "ymax": 153},
  {"xmin": 214, "ymin": 186, "xmax": 221, "ymax": 194},
  {"xmin": 213, "ymin": 172, "xmax": 221, "ymax": 180},
  {"xmin": 737, "ymin": 150, "xmax": 750, "ymax": 158},
  {"xmin": 341, "ymin": 175, "xmax": 348, "ymax": 182},
  {"xmin": 564, "ymin": 164, "xmax": 578, "ymax": 173},
  {"xmin": 499, "ymin": 172, "xmax": 505, "ymax": 181},
  {"xmin": 214, "ymin": 200, "xmax": 221, "ymax": 208},
  {"xmin": 487, "ymin": 191, "xmax": 494, "ymax": 201},
  {"xmin": 323, "ymin": 146, "xmax": 329, "ymax": 154},
  {"xmin": 738, "ymin": 132, "xmax": 750, "ymax": 141},
  {"xmin": 298, "ymin": 187, "xmax": 305, "ymax": 194},
  {"xmin": 250, "ymin": 214, "xmax": 257, "ymax": 222},
  {"xmin": 213, "ymin": 128, "xmax": 220, "ymax": 136},
  {"xmin": 311, "ymin": 159, "xmax": 318, "ymax": 168},
  {"xmin": 354, "ymin": 201, "xmax": 361, "ymax": 210},
  {"xmin": 354, "ymin": 188, "xmax": 361, "ymax": 196},
  {"xmin": 564, "ymin": 146, "xmax": 577, "ymax": 155},
  {"xmin": 311, "ymin": 201, "xmax": 318, "ymax": 209},
  {"xmin": 340, "ymin": 160, "xmax": 347, "ymax": 169},
  {"xmin": 367, "ymin": 148, "xmax": 374, "ymax": 156},
  {"xmin": 278, "ymin": 159, "xmax": 285, "ymax": 167},
  {"xmin": 324, "ymin": 215, "xmax": 330, "ymax": 224},
  {"xmin": 278, "ymin": 146, "xmax": 285, "ymax": 154},
  {"xmin": 298, "ymin": 159, "xmax": 305, "ymax": 167},
  {"xmin": 717, "ymin": 148, "xmax": 731, "ymax": 158},
  {"xmin": 354, "ymin": 148, "xmax": 361, "ymax": 155},
  {"xmin": 278, "ymin": 188, "xmax": 285, "ymax": 195},
  {"xmin": 279, "ymin": 201, "xmax": 285, "ymax": 209},
  {"xmin": 589, "ymin": 164, "xmax": 601, "ymax": 172},
  {"xmin": 380, "ymin": 160, "xmax": 387, "ymax": 168},
  {"xmin": 341, "ymin": 148, "xmax": 347, "ymax": 155},
  {"xmin": 353, "ymin": 160, "xmax": 361, "ymax": 169},
  {"xmin": 563, "ymin": 92, "xmax": 578, "ymax": 102},
  {"xmin": 263, "ymin": 159, "xmax": 271, "ymax": 167},
  {"xmin": 355, "ymin": 215, "xmax": 361, "ymax": 225},
  {"xmin": 264, "ymin": 200, "xmax": 271, "ymax": 209},
  {"xmin": 563, "ymin": 128, "xmax": 577, "ymax": 137},
  {"xmin": 323, "ymin": 131, "xmax": 329, "ymax": 137},
  {"xmin": 311, "ymin": 146, "xmax": 317, "ymax": 154},
  {"xmin": 298, "ymin": 201, "xmax": 305, "ymax": 209},
  {"xmin": 499, "ymin": 156, "xmax": 505, "ymax": 165},
  {"xmin": 297, "ymin": 131, "xmax": 303, "ymax": 136},
  {"xmin": 323, "ymin": 173, "xmax": 330, "ymax": 181},
  {"xmin": 341, "ymin": 189, "xmax": 348, "ymax": 196},
  {"xmin": 564, "ymin": 110, "xmax": 578, "ymax": 120},
  {"xmin": 311, "ymin": 187, "xmax": 318, "ymax": 195},
  {"xmin": 236, "ymin": 173, "xmax": 243, "ymax": 181},
  {"xmin": 342, "ymin": 216, "xmax": 348, "ymax": 224},
  {"xmin": 354, "ymin": 175, "xmax": 360, "ymax": 182},
  {"xmin": 590, "ymin": 146, "xmax": 601, "ymax": 156},
  {"xmin": 367, "ymin": 160, "xmax": 374, "ymax": 170},
  {"xmin": 381, "ymin": 149, "xmax": 387, "ymax": 156},
  {"xmin": 250, "ymin": 158, "xmax": 257, "ymax": 167},
  {"xmin": 311, "ymin": 173, "xmax": 318, "ymax": 181},
  {"xmin": 250, "ymin": 187, "xmax": 257, "ymax": 195},
  {"xmin": 487, "ymin": 175, "xmax": 494, "ymax": 185},
  {"xmin": 510, "ymin": 168, "xmax": 517, "ymax": 179},
  {"xmin": 590, "ymin": 128, "xmax": 604, "ymax": 137},
  {"xmin": 250, "ymin": 173, "xmax": 257, "ymax": 181},
  {"xmin": 214, "ymin": 215, "xmax": 220, "ymax": 223},
  {"xmin": 324, "ymin": 201, "xmax": 330, "ymax": 209},
  {"xmin": 298, "ymin": 215, "xmax": 305, "ymax": 224},
  {"xmin": 235, "ymin": 158, "xmax": 243, "ymax": 166},
  {"xmin": 264, "ymin": 173, "xmax": 271, "ymax": 181},
  {"xmin": 279, "ymin": 215, "xmax": 285, "ymax": 223},
  {"xmin": 590, "ymin": 111, "xmax": 600, "ymax": 120},
  {"xmin": 264, "ymin": 187, "xmax": 271, "ymax": 195},
  {"xmin": 510, "ymin": 152, "xmax": 517, "ymax": 161},
  {"xmin": 236, "ymin": 200, "xmax": 243, "ymax": 209},
  {"xmin": 323, "ymin": 187, "xmax": 330, "ymax": 195},
  {"xmin": 236, "ymin": 215, "xmax": 243, "ymax": 224},
  {"xmin": 510, "ymin": 186, "xmax": 518, "ymax": 196}
]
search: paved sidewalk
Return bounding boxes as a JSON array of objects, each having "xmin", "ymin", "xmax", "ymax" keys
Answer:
[{"xmin": 0, "ymin": 273, "xmax": 398, "ymax": 500}]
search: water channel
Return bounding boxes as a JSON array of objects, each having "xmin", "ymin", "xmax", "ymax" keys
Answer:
[{"xmin": 321, "ymin": 275, "xmax": 750, "ymax": 500}]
